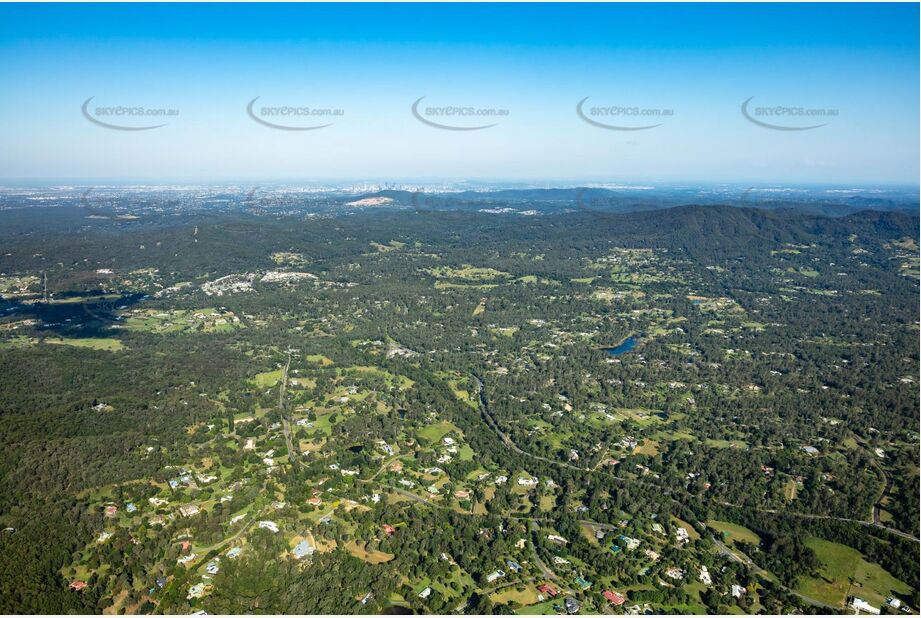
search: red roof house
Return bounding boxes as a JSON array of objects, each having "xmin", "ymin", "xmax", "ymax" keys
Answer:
[
  {"xmin": 603, "ymin": 591, "xmax": 626, "ymax": 606},
  {"xmin": 382, "ymin": 524, "xmax": 396, "ymax": 536},
  {"xmin": 537, "ymin": 583, "xmax": 559, "ymax": 597},
  {"xmin": 70, "ymin": 580, "xmax": 88, "ymax": 591}
]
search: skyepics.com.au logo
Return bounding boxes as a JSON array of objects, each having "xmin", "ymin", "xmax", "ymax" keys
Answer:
[
  {"xmin": 411, "ymin": 96, "xmax": 509, "ymax": 131},
  {"xmin": 741, "ymin": 97, "xmax": 838, "ymax": 131},
  {"xmin": 576, "ymin": 97, "xmax": 673, "ymax": 131},
  {"xmin": 81, "ymin": 97, "xmax": 178, "ymax": 131},
  {"xmin": 246, "ymin": 97, "xmax": 344, "ymax": 131}
]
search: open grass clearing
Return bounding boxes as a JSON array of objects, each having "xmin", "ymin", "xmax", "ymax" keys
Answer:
[
  {"xmin": 490, "ymin": 586, "xmax": 541, "ymax": 606},
  {"xmin": 44, "ymin": 336, "xmax": 125, "ymax": 351},
  {"xmin": 344, "ymin": 540, "xmax": 394, "ymax": 564},
  {"xmin": 707, "ymin": 520, "xmax": 761, "ymax": 545}
]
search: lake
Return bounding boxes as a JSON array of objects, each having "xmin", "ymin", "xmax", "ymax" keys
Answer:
[
  {"xmin": 603, "ymin": 336, "xmax": 637, "ymax": 356},
  {"xmin": 0, "ymin": 292, "xmax": 147, "ymax": 337}
]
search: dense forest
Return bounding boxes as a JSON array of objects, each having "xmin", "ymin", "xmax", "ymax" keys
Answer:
[{"xmin": 0, "ymin": 202, "xmax": 917, "ymax": 614}]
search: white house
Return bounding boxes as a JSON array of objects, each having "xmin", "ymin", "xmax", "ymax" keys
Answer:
[
  {"xmin": 849, "ymin": 598, "xmax": 880, "ymax": 615},
  {"xmin": 258, "ymin": 520, "xmax": 279, "ymax": 533},
  {"xmin": 698, "ymin": 565, "xmax": 712, "ymax": 585},
  {"xmin": 486, "ymin": 570, "xmax": 505, "ymax": 583}
]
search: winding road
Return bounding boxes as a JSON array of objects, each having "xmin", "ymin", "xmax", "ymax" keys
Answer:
[
  {"xmin": 475, "ymin": 374, "xmax": 919, "ymax": 542},
  {"xmin": 470, "ymin": 373, "xmax": 919, "ymax": 612}
]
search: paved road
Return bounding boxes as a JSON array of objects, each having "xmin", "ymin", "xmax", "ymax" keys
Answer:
[
  {"xmin": 473, "ymin": 374, "xmax": 697, "ymax": 509},
  {"xmin": 480, "ymin": 576, "xmax": 537, "ymax": 596},
  {"xmin": 473, "ymin": 373, "xmax": 919, "ymax": 611},
  {"xmin": 473, "ymin": 375, "xmax": 597, "ymax": 475},
  {"xmin": 524, "ymin": 520, "xmax": 560, "ymax": 583},
  {"xmin": 191, "ymin": 505, "xmax": 267, "ymax": 570},
  {"xmin": 720, "ymin": 502, "xmax": 919, "ymax": 543},
  {"xmin": 390, "ymin": 487, "xmax": 450, "ymax": 510},
  {"xmin": 855, "ymin": 433, "xmax": 892, "ymax": 527},
  {"xmin": 712, "ymin": 538, "xmax": 839, "ymax": 611},
  {"xmin": 364, "ymin": 455, "xmax": 401, "ymax": 483},
  {"xmin": 478, "ymin": 375, "xmax": 919, "ymax": 543}
]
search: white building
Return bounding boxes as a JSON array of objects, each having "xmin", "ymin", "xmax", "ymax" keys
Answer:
[
  {"xmin": 849, "ymin": 598, "xmax": 881, "ymax": 615},
  {"xmin": 258, "ymin": 520, "xmax": 279, "ymax": 533},
  {"xmin": 698, "ymin": 565, "xmax": 712, "ymax": 585},
  {"xmin": 486, "ymin": 570, "xmax": 505, "ymax": 583},
  {"xmin": 665, "ymin": 567, "xmax": 685, "ymax": 581}
]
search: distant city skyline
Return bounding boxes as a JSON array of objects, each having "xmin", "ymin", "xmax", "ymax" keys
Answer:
[{"xmin": 0, "ymin": 3, "xmax": 918, "ymax": 184}]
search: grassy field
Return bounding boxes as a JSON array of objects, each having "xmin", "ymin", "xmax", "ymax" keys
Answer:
[
  {"xmin": 704, "ymin": 438, "xmax": 749, "ymax": 449},
  {"xmin": 783, "ymin": 478, "xmax": 798, "ymax": 501},
  {"xmin": 122, "ymin": 308, "xmax": 241, "ymax": 334},
  {"xmin": 443, "ymin": 374, "xmax": 478, "ymax": 409},
  {"xmin": 342, "ymin": 365, "xmax": 414, "ymax": 389},
  {"xmin": 253, "ymin": 369, "xmax": 284, "ymax": 387},
  {"xmin": 428, "ymin": 265, "xmax": 511, "ymax": 281},
  {"xmin": 490, "ymin": 586, "xmax": 541, "ymax": 606},
  {"xmin": 344, "ymin": 540, "xmax": 394, "ymax": 564},
  {"xmin": 614, "ymin": 407, "xmax": 664, "ymax": 427},
  {"xmin": 579, "ymin": 522, "xmax": 600, "ymax": 545},
  {"xmin": 707, "ymin": 520, "xmax": 761, "ymax": 545},
  {"xmin": 635, "ymin": 439, "xmax": 660, "ymax": 456},
  {"xmin": 793, "ymin": 539, "xmax": 913, "ymax": 609},
  {"xmin": 44, "ymin": 337, "xmax": 125, "ymax": 351},
  {"xmin": 473, "ymin": 486, "xmax": 495, "ymax": 515},
  {"xmin": 672, "ymin": 517, "xmax": 700, "ymax": 540},
  {"xmin": 435, "ymin": 281, "xmax": 499, "ymax": 290},
  {"xmin": 796, "ymin": 538, "xmax": 860, "ymax": 607},
  {"xmin": 517, "ymin": 599, "xmax": 561, "ymax": 615},
  {"xmin": 851, "ymin": 555, "xmax": 913, "ymax": 608},
  {"xmin": 792, "ymin": 537, "xmax": 913, "ymax": 608},
  {"xmin": 417, "ymin": 420, "xmax": 461, "ymax": 444},
  {"xmin": 370, "ymin": 240, "xmax": 405, "ymax": 253},
  {"xmin": 304, "ymin": 354, "xmax": 334, "ymax": 365},
  {"xmin": 788, "ymin": 267, "xmax": 820, "ymax": 278}
]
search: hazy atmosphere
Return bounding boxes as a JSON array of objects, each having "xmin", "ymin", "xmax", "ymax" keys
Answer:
[
  {"xmin": 0, "ymin": 3, "xmax": 918, "ymax": 184},
  {"xmin": 0, "ymin": 3, "xmax": 918, "ymax": 617}
]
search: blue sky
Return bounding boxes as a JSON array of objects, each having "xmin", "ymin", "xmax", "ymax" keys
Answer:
[{"xmin": 0, "ymin": 3, "xmax": 917, "ymax": 185}]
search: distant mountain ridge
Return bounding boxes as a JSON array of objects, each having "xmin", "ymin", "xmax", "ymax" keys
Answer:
[{"xmin": 348, "ymin": 186, "xmax": 918, "ymax": 218}]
